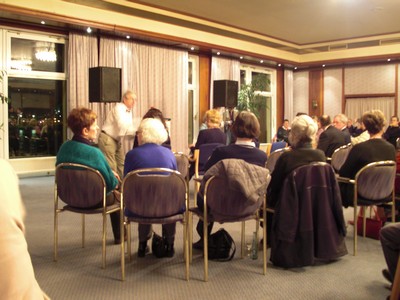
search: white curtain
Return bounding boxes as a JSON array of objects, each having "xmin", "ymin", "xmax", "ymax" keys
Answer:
[
  {"xmin": 99, "ymin": 38, "xmax": 188, "ymax": 152},
  {"xmin": 210, "ymin": 57, "xmax": 240, "ymax": 107},
  {"xmin": 284, "ymin": 69, "xmax": 294, "ymax": 122},
  {"xmin": 345, "ymin": 97, "xmax": 394, "ymax": 122},
  {"xmin": 68, "ymin": 33, "xmax": 99, "ymax": 138}
]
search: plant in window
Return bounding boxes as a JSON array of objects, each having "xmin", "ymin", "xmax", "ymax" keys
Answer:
[
  {"xmin": 0, "ymin": 70, "xmax": 8, "ymax": 104},
  {"xmin": 237, "ymin": 74, "xmax": 268, "ymax": 118}
]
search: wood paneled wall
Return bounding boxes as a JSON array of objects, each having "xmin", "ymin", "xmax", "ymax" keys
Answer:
[
  {"xmin": 199, "ymin": 55, "xmax": 211, "ymax": 126},
  {"xmin": 309, "ymin": 70, "xmax": 324, "ymax": 116}
]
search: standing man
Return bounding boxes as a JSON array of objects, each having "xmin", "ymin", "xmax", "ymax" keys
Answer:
[
  {"xmin": 333, "ymin": 113, "xmax": 351, "ymax": 144},
  {"xmin": 317, "ymin": 115, "xmax": 346, "ymax": 158},
  {"xmin": 98, "ymin": 90, "xmax": 139, "ymax": 179}
]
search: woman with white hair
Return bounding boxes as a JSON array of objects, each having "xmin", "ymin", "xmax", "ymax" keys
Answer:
[
  {"xmin": 267, "ymin": 115, "xmax": 327, "ymax": 210},
  {"xmin": 264, "ymin": 115, "xmax": 327, "ymax": 246},
  {"xmin": 124, "ymin": 118, "xmax": 178, "ymax": 258}
]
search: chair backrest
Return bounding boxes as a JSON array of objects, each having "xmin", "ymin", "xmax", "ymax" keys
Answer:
[
  {"xmin": 55, "ymin": 163, "xmax": 105, "ymax": 208},
  {"xmin": 331, "ymin": 143, "xmax": 352, "ymax": 172},
  {"xmin": 355, "ymin": 160, "xmax": 396, "ymax": 201},
  {"xmin": 174, "ymin": 152, "xmax": 189, "ymax": 179},
  {"xmin": 122, "ymin": 168, "xmax": 187, "ymax": 217},
  {"xmin": 266, "ymin": 147, "xmax": 289, "ymax": 173},
  {"xmin": 203, "ymin": 159, "xmax": 271, "ymax": 221},
  {"xmin": 270, "ymin": 141, "xmax": 287, "ymax": 154},
  {"xmin": 195, "ymin": 143, "xmax": 224, "ymax": 175}
]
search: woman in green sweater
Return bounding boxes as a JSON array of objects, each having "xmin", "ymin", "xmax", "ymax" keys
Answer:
[{"xmin": 56, "ymin": 107, "xmax": 123, "ymax": 244}]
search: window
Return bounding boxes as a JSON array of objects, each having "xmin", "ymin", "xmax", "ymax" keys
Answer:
[
  {"xmin": 239, "ymin": 65, "xmax": 276, "ymax": 143},
  {"xmin": 188, "ymin": 55, "xmax": 199, "ymax": 144},
  {"xmin": 7, "ymin": 31, "xmax": 66, "ymax": 158}
]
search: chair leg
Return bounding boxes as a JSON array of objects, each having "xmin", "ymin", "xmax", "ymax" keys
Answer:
[
  {"xmin": 54, "ymin": 209, "xmax": 58, "ymax": 262},
  {"xmin": 102, "ymin": 213, "xmax": 106, "ymax": 269},
  {"xmin": 121, "ymin": 216, "xmax": 125, "ymax": 281},
  {"xmin": 241, "ymin": 221, "xmax": 245, "ymax": 258},
  {"xmin": 203, "ymin": 215, "xmax": 208, "ymax": 282},
  {"xmin": 263, "ymin": 212, "xmax": 267, "ymax": 275},
  {"xmin": 189, "ymin": 212, "xmax": 193, "ymax": 263},
  {"xmin": 127, "ymin": 222, "xmax": 132, "ymax": 262},
  {"xmin": 353, "ymin": 205, "xmax": 358, "ymax": 256},
  {"xmin": 184, "ymin": 215, "xmax": 189, "ymax": 281},
  {"xmin": 362, "ymin": 207, "xmax": 367, "ymax": 238},
  {"xmin": 82, "ymin": 214, "xmax": 85, "ymax": 248}
]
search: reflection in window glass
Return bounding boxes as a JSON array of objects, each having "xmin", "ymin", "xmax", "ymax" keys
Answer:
[
  {"xmin": 188, "ymin": 61, "xmax": 193, "ymax": 85},
  {"xmin": 8, "ymin": 78, "xmax": 65, "ymax": 158},
  {"xmin": 11, "ymin": 38, "xmax": 65, "ymax": 73},
  {"xmin": 251, "ymin": 72, "xmax": 270, "ymax": 92}
]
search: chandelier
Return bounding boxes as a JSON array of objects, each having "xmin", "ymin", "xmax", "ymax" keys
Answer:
[{"xmin": 35, "ymin": 42, "xmax": 57, "ymax": 62}]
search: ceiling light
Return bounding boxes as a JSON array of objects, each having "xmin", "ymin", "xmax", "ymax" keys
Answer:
[
  {"xmin": 87, "ymin": 27, "xmax": 92, "ymax": 33},
  {"xmin": 294, "ymin": 67, "xmax": 298, "ymax": 70},
  {"xmin": 217, "ymin": 52, "xmax": 220, "ymax": 55},
  {"xmin": 322, "ymin": 64, "xmax": 326, "ymax": 67},
  {"xmin": 239, "ymin": 56, "xmax": 243, "ymax": 59},
  {"xmin": 126, "ymin": 35, "xmax": 130, "ymax": 39},
  {"xmin": 40, "ymin": 21, "xmax": 45, "ymax": 25},
  {"xmin": 190, "ymin": 47, "xmax": 195, "ymax": 51},
  {"xmin": 260, "ymin": 60, "xmax": 264, "ymax": 63},
  {"xmin": 278, "ymin": 64, "xmax": 282, "ymax": 67},
  {"xmin": 387, "ymin": 58, "xmax": 391, "ymax": 62},
  {"xmin": 10, "ymin": 59, "xmax": 32, "ymax": 71}
]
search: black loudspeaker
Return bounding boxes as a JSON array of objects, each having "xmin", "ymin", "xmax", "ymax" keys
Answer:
[
  {"xmin": 213, "ymin": 80, "xmax": 238, "ymax": 108},
  {"xmin": 89, "ymin": 67, "xmax": 122, "ymax": 102}
]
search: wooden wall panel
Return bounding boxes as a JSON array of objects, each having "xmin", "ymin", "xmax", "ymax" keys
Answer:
[
  {"xmin": 309, "ymin": 70, "xmax": 324, "ymax": 116},
  {"xmin": 199, "ymin": 55, "xmax": 211, "ymax": 126},
  {"xmin": 276, "ymin": 68, "xmax": 284, "ymax": 126}
]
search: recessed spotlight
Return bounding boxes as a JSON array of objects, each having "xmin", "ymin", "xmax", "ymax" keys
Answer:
[
  {"xmin": 322, "ymin": 64, "xmax": 326, "ymax": 67},
  {"xmin": 278, "ymin": 64, "xmax": 282, "ymax": 67},
  {"xmin": 217, "ymin": 52, "xmax": 220, "ymax": 55},
  {"xmin": 294, "ymin": 67, "xmax": 298, "ymax": 70},
  {"xmin": 387, "ymin": 58, "xmax": 391, "ymax": 62},
  {"xmin": 86, "ymin": 27, "xmax": 92, "ymax": 34},
  {"xmin": 190, "ymin": 47, "xmax": 195, "ymax": 51},
  {"xmin": 260, "ymin": 60, "xmax": 264, "ymax": 63},
  {"xmin": 126, "ymin": 35, "xmax": 130, "ymax": 39},
  {"xmin": 239, "ymin": 56, "xmax": 243, "ymax": 59},
  {"xmin": 40, "ymin": 21, "xmax": 46, "ymax": 25}
]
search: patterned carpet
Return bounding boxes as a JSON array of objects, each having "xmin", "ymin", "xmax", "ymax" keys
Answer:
[{"xmin": 20, "ymin": 175, "xmax": 391, "ymax": 300}]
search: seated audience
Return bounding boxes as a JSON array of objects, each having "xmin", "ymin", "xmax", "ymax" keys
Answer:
[
  {"xmin": 383, "ymin": 115, "xmax": 400, "ymax": 149},
  {"xmin": 0, "ymin": 159, "xmax": 49, "ymax": 299},
  {"xmin": 350, "ymin": 121, "xmax": 370, "ymax": 145},
  {"xmin": 317, "ymin": 114, "xmax": 346, "ymax": 157},
  {"xmin": 380, "ymin": 223, "xmax": 400, "ymax": 286},
  {"xmin": 193, "ymin": 111, "xmax": 267, "ymax": 249},
  {"xmin": 266, "ymin": 115, "xmax": 327, "ymax": 245},
  {"xmin": 276, "ymin": 119, "xmax": 290, "ymax": 143},
  {"xmin": 188, "ymin": 109, "xmax": 227, "ymax": 178},
  {"xmin": 56, "ymin": 107, "xmax": 123, "ymax": 244},
  {"xmin": 133, "ymin": 107, "xmax": 171, "ymax": 149},
  {"xmin": 333, "ymin": 113, "xmax": 351, "ymax": 144},
  {"xmin": 124, "ymin": 118, "xmax": 178, "ymax": 258},
  {"xmin": 339, "ymin": 110, "xmax": 396, "ymax": 207}
]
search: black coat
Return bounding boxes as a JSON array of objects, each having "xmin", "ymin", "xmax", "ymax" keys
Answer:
[{"xmin": 317, "ymin": 125, "xmax": 346, "ymax": 157}]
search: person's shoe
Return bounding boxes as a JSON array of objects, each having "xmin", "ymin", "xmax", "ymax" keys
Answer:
[
  {"xmin": 114, "ymin": 225, "xmax": 128, "ymax": 244},
  {"xmin": 382, "ymin": 269, "xmax": 393, "ymax": 283},
  {"xmin": 138, "ymin": 242, "xmax": 149, "ymax": 258},
  {"xmin": 193, "ymin": 239, "xmax": 204, "ymax": 250},
  {"xmin": 165, "ymin": 244, "xmax": 175, "ymax": 258}
]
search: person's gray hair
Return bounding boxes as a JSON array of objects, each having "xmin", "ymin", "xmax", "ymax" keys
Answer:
[
  {"xmin": 334, "ymin": 113, "xmax": 348, "ymax": 125},
  {"xmin": 122, "ymin": 90, "xmax": 136, "ymax": 101},
  {"xmin": 139, "ymin": 118, "xmax": 168, "ymax": 145},
  {"xmin": 289, "ymin": 115, "xmax": 318, "ymax": 148}
]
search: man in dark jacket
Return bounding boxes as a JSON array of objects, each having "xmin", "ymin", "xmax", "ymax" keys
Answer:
[{"xmin": 317, "ymin": 115, "xmax": 346, "ymax": 158}]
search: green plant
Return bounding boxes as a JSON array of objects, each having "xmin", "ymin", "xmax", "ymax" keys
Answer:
[
  {"xmin": 237, "ymin": 74, "xmax": 269, "ymax": 118},
  {"xmin": 0, "ymin": 70, "xmax": 8, "ymax": 104}
]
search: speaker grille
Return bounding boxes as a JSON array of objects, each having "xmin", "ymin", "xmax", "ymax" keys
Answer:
[{"xmin": 89, "ymin": 67, "xmax": 122, "ymax": 103}]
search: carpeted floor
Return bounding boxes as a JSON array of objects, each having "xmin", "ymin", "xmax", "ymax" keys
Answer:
[{"xmin": 20, "ymin": 175, "xmax": 392, "ymax": 299}]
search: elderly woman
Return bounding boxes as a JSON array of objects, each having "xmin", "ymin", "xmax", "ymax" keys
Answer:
[
  {"xmin": 56, "ymin": 107, "xmax": 122, "ymax": 244},
  {"xmin": 339, "ymin": 110, "xmax": 396, "ymax": 207},
  {"xmin": 124, "ymin": 118, "xmax": 178, "ymax": 258},
  {"xmin": 193, "ymin": 111, "xmax": 267, "ymax": 249}
]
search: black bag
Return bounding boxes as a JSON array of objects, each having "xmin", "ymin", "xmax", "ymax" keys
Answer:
[
  {"xmin": 208, "ymin": 228, "xmax": 236, "ymax": 261},
  {"xmin": 152, "ymin": 233, "xmax": 167, "ymax": 258}
]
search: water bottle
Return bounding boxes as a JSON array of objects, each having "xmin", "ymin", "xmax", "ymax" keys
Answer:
[{"xmin": 251, "ymin": 231, "xmax": 258, "ymax": 260}]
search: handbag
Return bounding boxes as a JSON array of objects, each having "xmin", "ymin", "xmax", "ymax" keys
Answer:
[
  {"xmin": 152, "ymin": 233, "xmax": 167, "ymax": 258},
  {"xmin": 356, "ymin": 207, "xmax": 384, "ymax": 240},
  {"xmin": 208, "ymin": 228, "xmax": 236, "ymax": 261}
]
